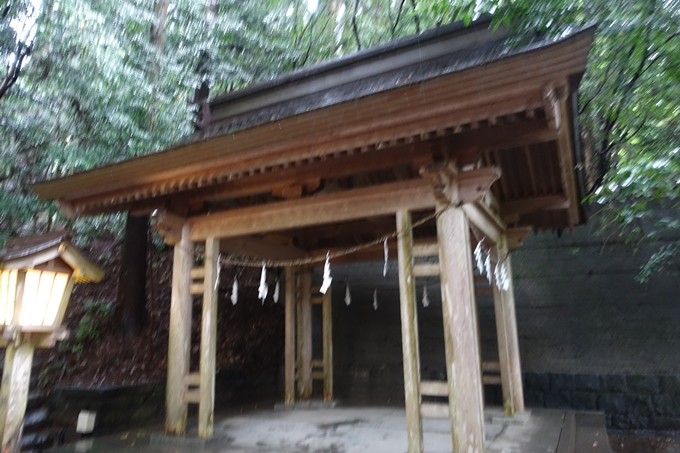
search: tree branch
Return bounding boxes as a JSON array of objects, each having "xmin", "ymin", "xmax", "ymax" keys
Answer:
[
  {"xmin": 0, "ymin": 42, "xmax": 32, "ymax": 100},
  {"xmin": 391, "ymin": 0, "xmax": 406, "ymax": 38},
  {"xmin": 351, "ymin": 0, "xmax": 362, "ymax": 50},
  {"xmin": 579, "ymin": 60, "xmax": 615, "ymax": 115},
  {"xmin": 642, "ymin": 30, "xmax": 680, "ymax": 73},
  {"xmin": 409, "ymin": 0, "xmax": 420, "ymax": 33}
]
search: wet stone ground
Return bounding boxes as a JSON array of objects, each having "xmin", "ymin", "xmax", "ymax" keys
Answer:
[{"xmin": 610, "ymin": 431, "xmax": 680, "ymax": 453}]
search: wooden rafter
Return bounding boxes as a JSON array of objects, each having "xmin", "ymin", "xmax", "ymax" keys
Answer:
[{"xmin": 501, "ymin": 195, "xmax": 570, "ymax": 223}]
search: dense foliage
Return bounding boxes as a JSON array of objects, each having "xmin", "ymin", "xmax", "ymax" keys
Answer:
[
  {"xmin": 1, "ymin": 0, "xmax": 678, "ymax": 277},
  {"xmin": 494, "ymin": 0, "xmax": 680, "ymax": 280}
]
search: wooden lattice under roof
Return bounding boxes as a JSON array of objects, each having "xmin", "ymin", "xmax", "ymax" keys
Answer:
[{"xmin": 32, "ymin": 17, "xmax": 594, "ymax": 260}]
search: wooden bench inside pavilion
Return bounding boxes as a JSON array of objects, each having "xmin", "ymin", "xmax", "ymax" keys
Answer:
[{"xmin": 33, "ymin": 16, "xmax": 594, "ymax": 453}]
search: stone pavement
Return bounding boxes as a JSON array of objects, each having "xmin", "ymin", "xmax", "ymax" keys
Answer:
[{"xmin": 49, "ymin": 406, "xmax": 612, "ymax": 453}]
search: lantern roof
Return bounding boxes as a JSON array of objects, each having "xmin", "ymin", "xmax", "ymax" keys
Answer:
[{"xmin": 0, "ymin": 231, "xmax": 105, "ymax": 283}]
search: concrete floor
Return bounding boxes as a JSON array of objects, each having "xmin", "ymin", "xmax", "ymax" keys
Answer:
[{"xmin": 50, "ymin": 406, "xmax": 612, "ymax": 453}]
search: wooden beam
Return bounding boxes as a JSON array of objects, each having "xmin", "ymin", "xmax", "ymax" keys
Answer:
[
  {"xmin": 501, "ymin": 195, "xmax": 569, "ymax": 223},
  {"xmin": 198, "ymin": 237, "xmax": 219, "ymax": 438},
  {"xmin": 220, "ymin": 236, "xmax": 308, "ymax": 261},
  {"xmin": 188, "ymin": 179, "xmax": 437, "ymax": 241},
  {"xmin": 284, "ymin": 267, "xmax": 296, "ymax": 405},
  {"xmin": 184, "ymin": 373, "xmax": 200, "ymax": 387},
  {"xmin": 185, "ymin": 390, "xmax": 201, "ymax": 404},
  {"xmin": 462, "ymin": 201, "xmax": 505, "ymax": 245},
  {"xmin": 436, "ymin": 204, "xmax": 486, "ymax": 452},
  {"xmin": 420, "ymin": 403, "xmax": 450, "ymax": 419},
  {"xmin": 493, "ymin": 237, "xmax": 525, "ymax": 416},
  {"xmin": 190, "ymin": 267, "xmax": 205, "ymax": 279},
  {"xmin": 420, "ymin": 380, "xmax": 448, "ymax": 397},
  {"xmin": 396, "ymin": 210, "xmax": 423, "ymax": 453},
  {"xmin": 481, "ymin": 361, "xmax": 501, "ymax": 373},
  {"xmin": 412, "ymin": 263, "xmax": 440, "ymax": 277},
  {"xmin": 482, "ymin": 375, "xmax": 503, "ymax": 385},
  {"xmin": 189, "ymin": 283, "xmax": 204, "ymax": 295},
  {"xmin": 412, "ymin": 241, "xmax": 438, "ymax": 257},
  {"xmin": 506, "ymin": 227, "xmax": 533, "ymax": 250},
  {"xmin": 165, "ymin": 224, "xmax": 193, "ymax": 435}
]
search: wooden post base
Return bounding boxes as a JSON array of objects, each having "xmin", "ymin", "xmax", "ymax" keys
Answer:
[{"xmin": 0, "ymin": 341, "xmax": 35, "ymax": 453}]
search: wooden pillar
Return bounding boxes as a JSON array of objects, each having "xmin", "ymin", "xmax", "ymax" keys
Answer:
[
  {"xmin": 198, "ymin": 236, "xmax": 219, "ymax": 438},
  {"xmin": 493, "ymin": 237, "xmax": 525, "ymax": 416},
  {"xmin": 437, "ymin": 204, "xmax": 486, "ymax": 453},
  {"xmin": 165, "ymin": 224, "xmax": 193, "ymax": 435},
  {"xmin": 1, "ymin": 340, "xmax": 35, "ymax": 453},
  {"xmin": 396, "ymin": 210, "xmax": 424, "ymax": 453},
  {"xmin": 296, "ymin": 274, "xmax": 303, "ymax": 397},
  {"xmin": 298, "ymin": 270, "xmax": 313, "ymax": 399},
  {"xmin": 284, "ymin": 267, "xmax": 296, "ymax": 405},
  {"xmin": 322, "ymin": 290, "xmax": 333, "ymax": 401}
]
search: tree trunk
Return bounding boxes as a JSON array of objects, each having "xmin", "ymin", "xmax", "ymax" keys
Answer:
[
  {"xmin": 114, "ymin": 0, "xmax": 168, "ymax": 338},
  {"xmin": 116, "ymin": 213, "xmax": 148, "ymax": 338}
]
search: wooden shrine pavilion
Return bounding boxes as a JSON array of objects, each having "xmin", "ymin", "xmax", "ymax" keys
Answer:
[{"xmin": 32, "ymin": 17, "xmax": 594, "ymax": 453}]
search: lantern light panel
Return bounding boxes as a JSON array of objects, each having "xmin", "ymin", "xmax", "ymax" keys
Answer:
[{"xmin": 0, "ymin": 269, "xmax": 72, "ymax": 330}]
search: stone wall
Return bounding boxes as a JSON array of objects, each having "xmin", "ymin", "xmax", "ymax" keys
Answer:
[
  {"xmin": 321, "ymin": 210, "xmax": 680, "ymax": 429},
  {"xmin": 523, "ymin": 373, "xmax": 680, "ymax": 430},
  {"xmin": 49, "ymin": 383, "xmax": 165, "ymax": 436},
  {"xmin": 47, "ymin": 373, "xmax": 254, "ymax": 437}
]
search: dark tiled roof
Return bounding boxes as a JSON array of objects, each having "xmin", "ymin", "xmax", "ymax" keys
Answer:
[
  {"xmin": 177, "ymin": 16, "xmax": 579, "ymax": 148},
  {"xmin": 0, "ymin": 231, "xmax": 72, "ymax": 261}
]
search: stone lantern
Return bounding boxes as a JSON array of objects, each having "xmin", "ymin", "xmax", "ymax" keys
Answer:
[{"xmin": 0, "ymin": 231, "xmax": 104, "ymax": 453}]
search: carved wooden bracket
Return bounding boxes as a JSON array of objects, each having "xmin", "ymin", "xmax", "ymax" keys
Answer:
[
  {"xmin": 506, "ymin": 227, "xmax": 533, "ymax": 250},
  {"xmin": 151, "ymin": 209, "xmax": 186, "ymax": 245},
  {"xmin": 543, "ymin": 82, "xmax": 568, "ymax": 131},
  {"xmin": 419, "ymin": 161, "xmax": 501, "ymax": 205}
]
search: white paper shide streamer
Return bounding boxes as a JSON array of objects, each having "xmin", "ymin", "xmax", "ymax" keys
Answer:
[
  {"xmin": 231, "ymin": 278, "xmax": 238, "ymax": 305},
  {"xmin": 373, "ymin": 289, "xmax": 378, "ymax": 311},
  {"xmin": 495, "ymin": 262, "xmax": 510, "ymax": 291},
  {"xmin": 501, "ymin": 264, "xmax": 510, "ymax": 291},
  {"xmin": 273, "ymin": 280, "xmax": 280, "ymax": 303},
  {"xmin": 215, "ymin": 254, "xmax": 221, "ymax": 291},
  {"xmin": 474, "ymin": 240, "xmax": 485, "ymax": 275},
  {"xmin": 320, "ymin": 253, "xmax": 332, "ymax": 294},
  {"xmin": 485, "ymin": 254, "xmax": 493, "ymax": 284},
  {"xmin": 383, "ymin": 238, "xmax": 388, "ymax": 277},
  {"xmin": 258, "ymin": 263, "xmax": 268, "ymax": 303},
  {"xmin": 345, "ymin": 282, "xmax": 352, "ymax": 306},
  {"xmin": 494, "ymin": 262, "xmax": 501, "ymax": 290},
  {"xmin": 422, "ymin": 285, "xmax": 430, "ymax": 308}
]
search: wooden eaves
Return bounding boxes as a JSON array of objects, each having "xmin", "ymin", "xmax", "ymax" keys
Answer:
[{"xmin": 32, "ymin": 16, "xmax": 594, "ymax": 261}]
